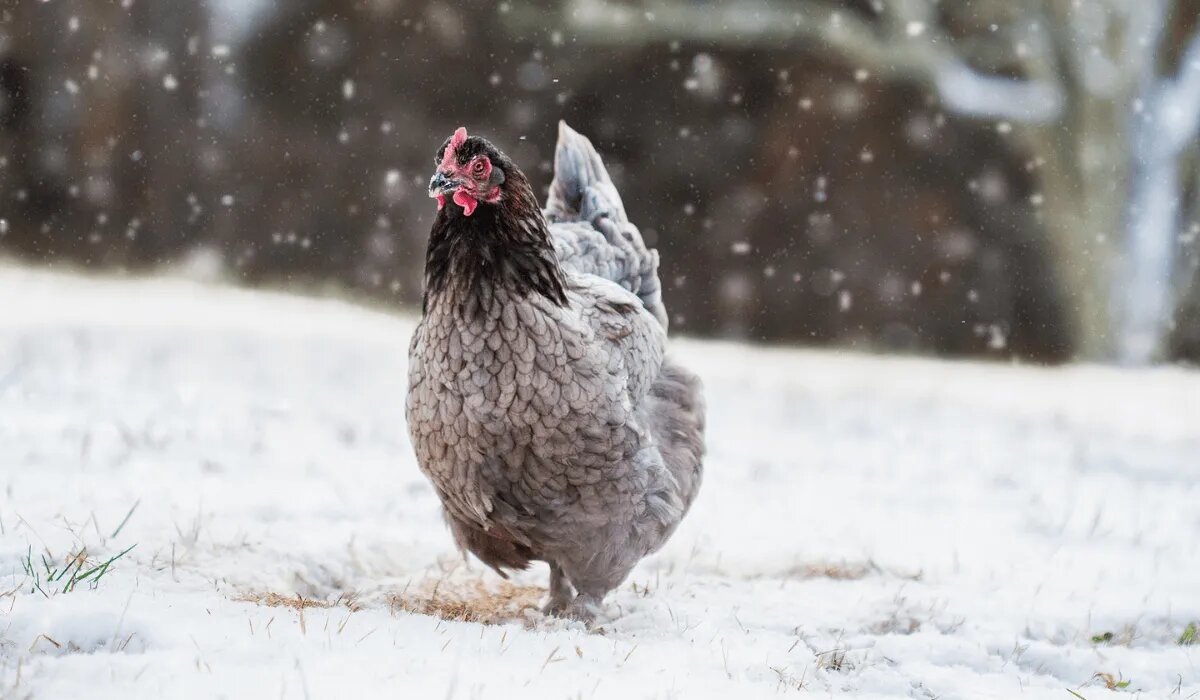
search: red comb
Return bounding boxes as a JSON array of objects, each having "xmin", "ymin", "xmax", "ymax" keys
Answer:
[{"xmin": 440, "ymin": 126, "xmax": 469, "ymax": 171}]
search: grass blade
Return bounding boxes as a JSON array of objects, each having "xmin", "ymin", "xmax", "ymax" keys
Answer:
[{"xmin": 111, "ymin": 501, "xmax": 140, "ymax": 539}]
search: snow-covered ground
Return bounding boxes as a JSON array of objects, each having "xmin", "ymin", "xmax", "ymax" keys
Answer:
[{"xmin": 1, "ymin": 266, "xmax": 1198, "ymax": 700}]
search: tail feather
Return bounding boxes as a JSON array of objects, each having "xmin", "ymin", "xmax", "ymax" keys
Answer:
[
  {"xmin": 545, "ymin": 121, "xmax": 627, "ymax": 225},
  {"xmin": 545, "ymin": 121, "xmax": 668, "ymax": 329}
]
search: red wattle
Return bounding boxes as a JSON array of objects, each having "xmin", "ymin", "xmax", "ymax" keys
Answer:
[
  {"xmin": 435, "ymin": 193, "xmax": 445, "ymax": 210},
  {"xmin": 453, "ymin": 188, "xmax": 478, "ymax": 216}
]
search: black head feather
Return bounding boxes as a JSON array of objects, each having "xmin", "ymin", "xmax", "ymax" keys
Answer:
[{"xmin": 423, "ymin": 133, "xmax": 567, "ymax": 316}]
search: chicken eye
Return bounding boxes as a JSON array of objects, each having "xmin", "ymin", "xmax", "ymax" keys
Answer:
[{"xmin": 471, "ymin": 158, "xmax": 487, "ymax": 177}]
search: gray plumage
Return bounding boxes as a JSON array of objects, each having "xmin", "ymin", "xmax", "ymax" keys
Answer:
[{"xmin": 406, "ymin": 121, "xmax": 705, "ymax": 620}]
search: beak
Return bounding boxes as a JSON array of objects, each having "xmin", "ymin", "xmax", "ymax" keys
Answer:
[{"xmin": 428, "ymin": 171, "xmax": 459, "ymax": 197}]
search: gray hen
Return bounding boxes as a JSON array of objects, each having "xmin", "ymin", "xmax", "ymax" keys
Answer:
[{"xmin": 407, "ymin": 122, "xmax": 705, "ymax": 620}]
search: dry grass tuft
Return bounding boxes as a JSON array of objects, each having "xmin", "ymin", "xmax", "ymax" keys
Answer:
[
  {"xmin": 782, "ymin": 560, "xmax": 923, "ymax": 582},
  {"xmin": 815, "ymin": 648, "xmax": 855, "ymax": 673},
  {"xmin": 387, "ymin": 579, "xmax": 543, "ymax": 625},
  {"xmin": 789, "ymin": 562, "xmax": 874, "ymax": 580},
  {"xmin": 1089, "ymin": 671, "xmax": 1132, "ymax": 691},
  {"xmin": 236, "ymin": 591, "xmax": 361, "ymax": 612}
]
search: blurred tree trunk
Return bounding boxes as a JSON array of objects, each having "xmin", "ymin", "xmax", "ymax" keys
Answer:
[
  {"xmin": 1003, "ymin": 0, "xmax": 1200, "ymax": 362},
  {"xmin": 1018, "ymin": 1, "xmax": 1152, "ymax": 361},
  {"xmin": 1118, "ymin": 3, "xmax": 1200, "ymax": 362},
  {"xmin": 1169, "ymin": 130, "xmax": 1200, "ymax": 359}
]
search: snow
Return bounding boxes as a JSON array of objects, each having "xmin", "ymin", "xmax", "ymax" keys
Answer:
[{"xmin": 1, "ymin": 266, "xmax": 1198, "ymax": 699}]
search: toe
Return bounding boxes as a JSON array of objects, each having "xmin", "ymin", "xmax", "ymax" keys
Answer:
[
  {"xmin": 565, "ymin": 594, "xmax": 603, "ymax": 623},
  {"xmin": 541, "ymin": 597, "xmax": 570, "ymax": 616}
]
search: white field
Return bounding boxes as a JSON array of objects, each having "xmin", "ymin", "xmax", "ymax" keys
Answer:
[{"xmin": 1, "ymin": 266, "xmax": 1198, "ymax": 699}]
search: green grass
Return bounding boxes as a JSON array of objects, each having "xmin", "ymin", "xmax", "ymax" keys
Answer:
[
  {"xmin": 1180, "ymin": 622, "xmax": 1199, "ymax": 646},
  {"xmin": 20, "ymin": 544, "xmax": 136, "ymax": 597},
  {"xmin": 1090, "ymin": 672, "xmax": 1132, "ymax": 691}
]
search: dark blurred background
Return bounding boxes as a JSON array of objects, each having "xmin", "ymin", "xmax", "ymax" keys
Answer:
[{"xmin": 1, "ymin": 0, "xmax": 1198, "ymax": 363}]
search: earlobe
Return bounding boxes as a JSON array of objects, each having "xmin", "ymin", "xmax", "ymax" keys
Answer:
[{"xmin": 490, "ymin": 167, "xmax": 505, "ymax": 186}]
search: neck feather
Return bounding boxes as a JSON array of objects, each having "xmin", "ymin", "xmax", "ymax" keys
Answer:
[{"xmin": 423, "ymin": 172, "xmax": 567, "ymax": 316}]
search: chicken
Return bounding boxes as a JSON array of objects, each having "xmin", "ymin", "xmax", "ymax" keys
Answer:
[{"xmin": 406, "ymin": 122, "xmax": 705, "ymax": 621}]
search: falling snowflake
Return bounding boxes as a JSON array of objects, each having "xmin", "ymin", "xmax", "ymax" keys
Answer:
[{"xmin": 987, "ymin": 325, "xmax": 1008, "ymax": 351}]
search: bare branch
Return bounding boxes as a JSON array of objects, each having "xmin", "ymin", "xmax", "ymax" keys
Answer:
[
  {"xmin": 511, "ymin": 0, "xmax": 1064, "ymax": 122},
  {"xmin": 933, "ymin": 62, "xmax": 1061, "ymax": 122}
]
